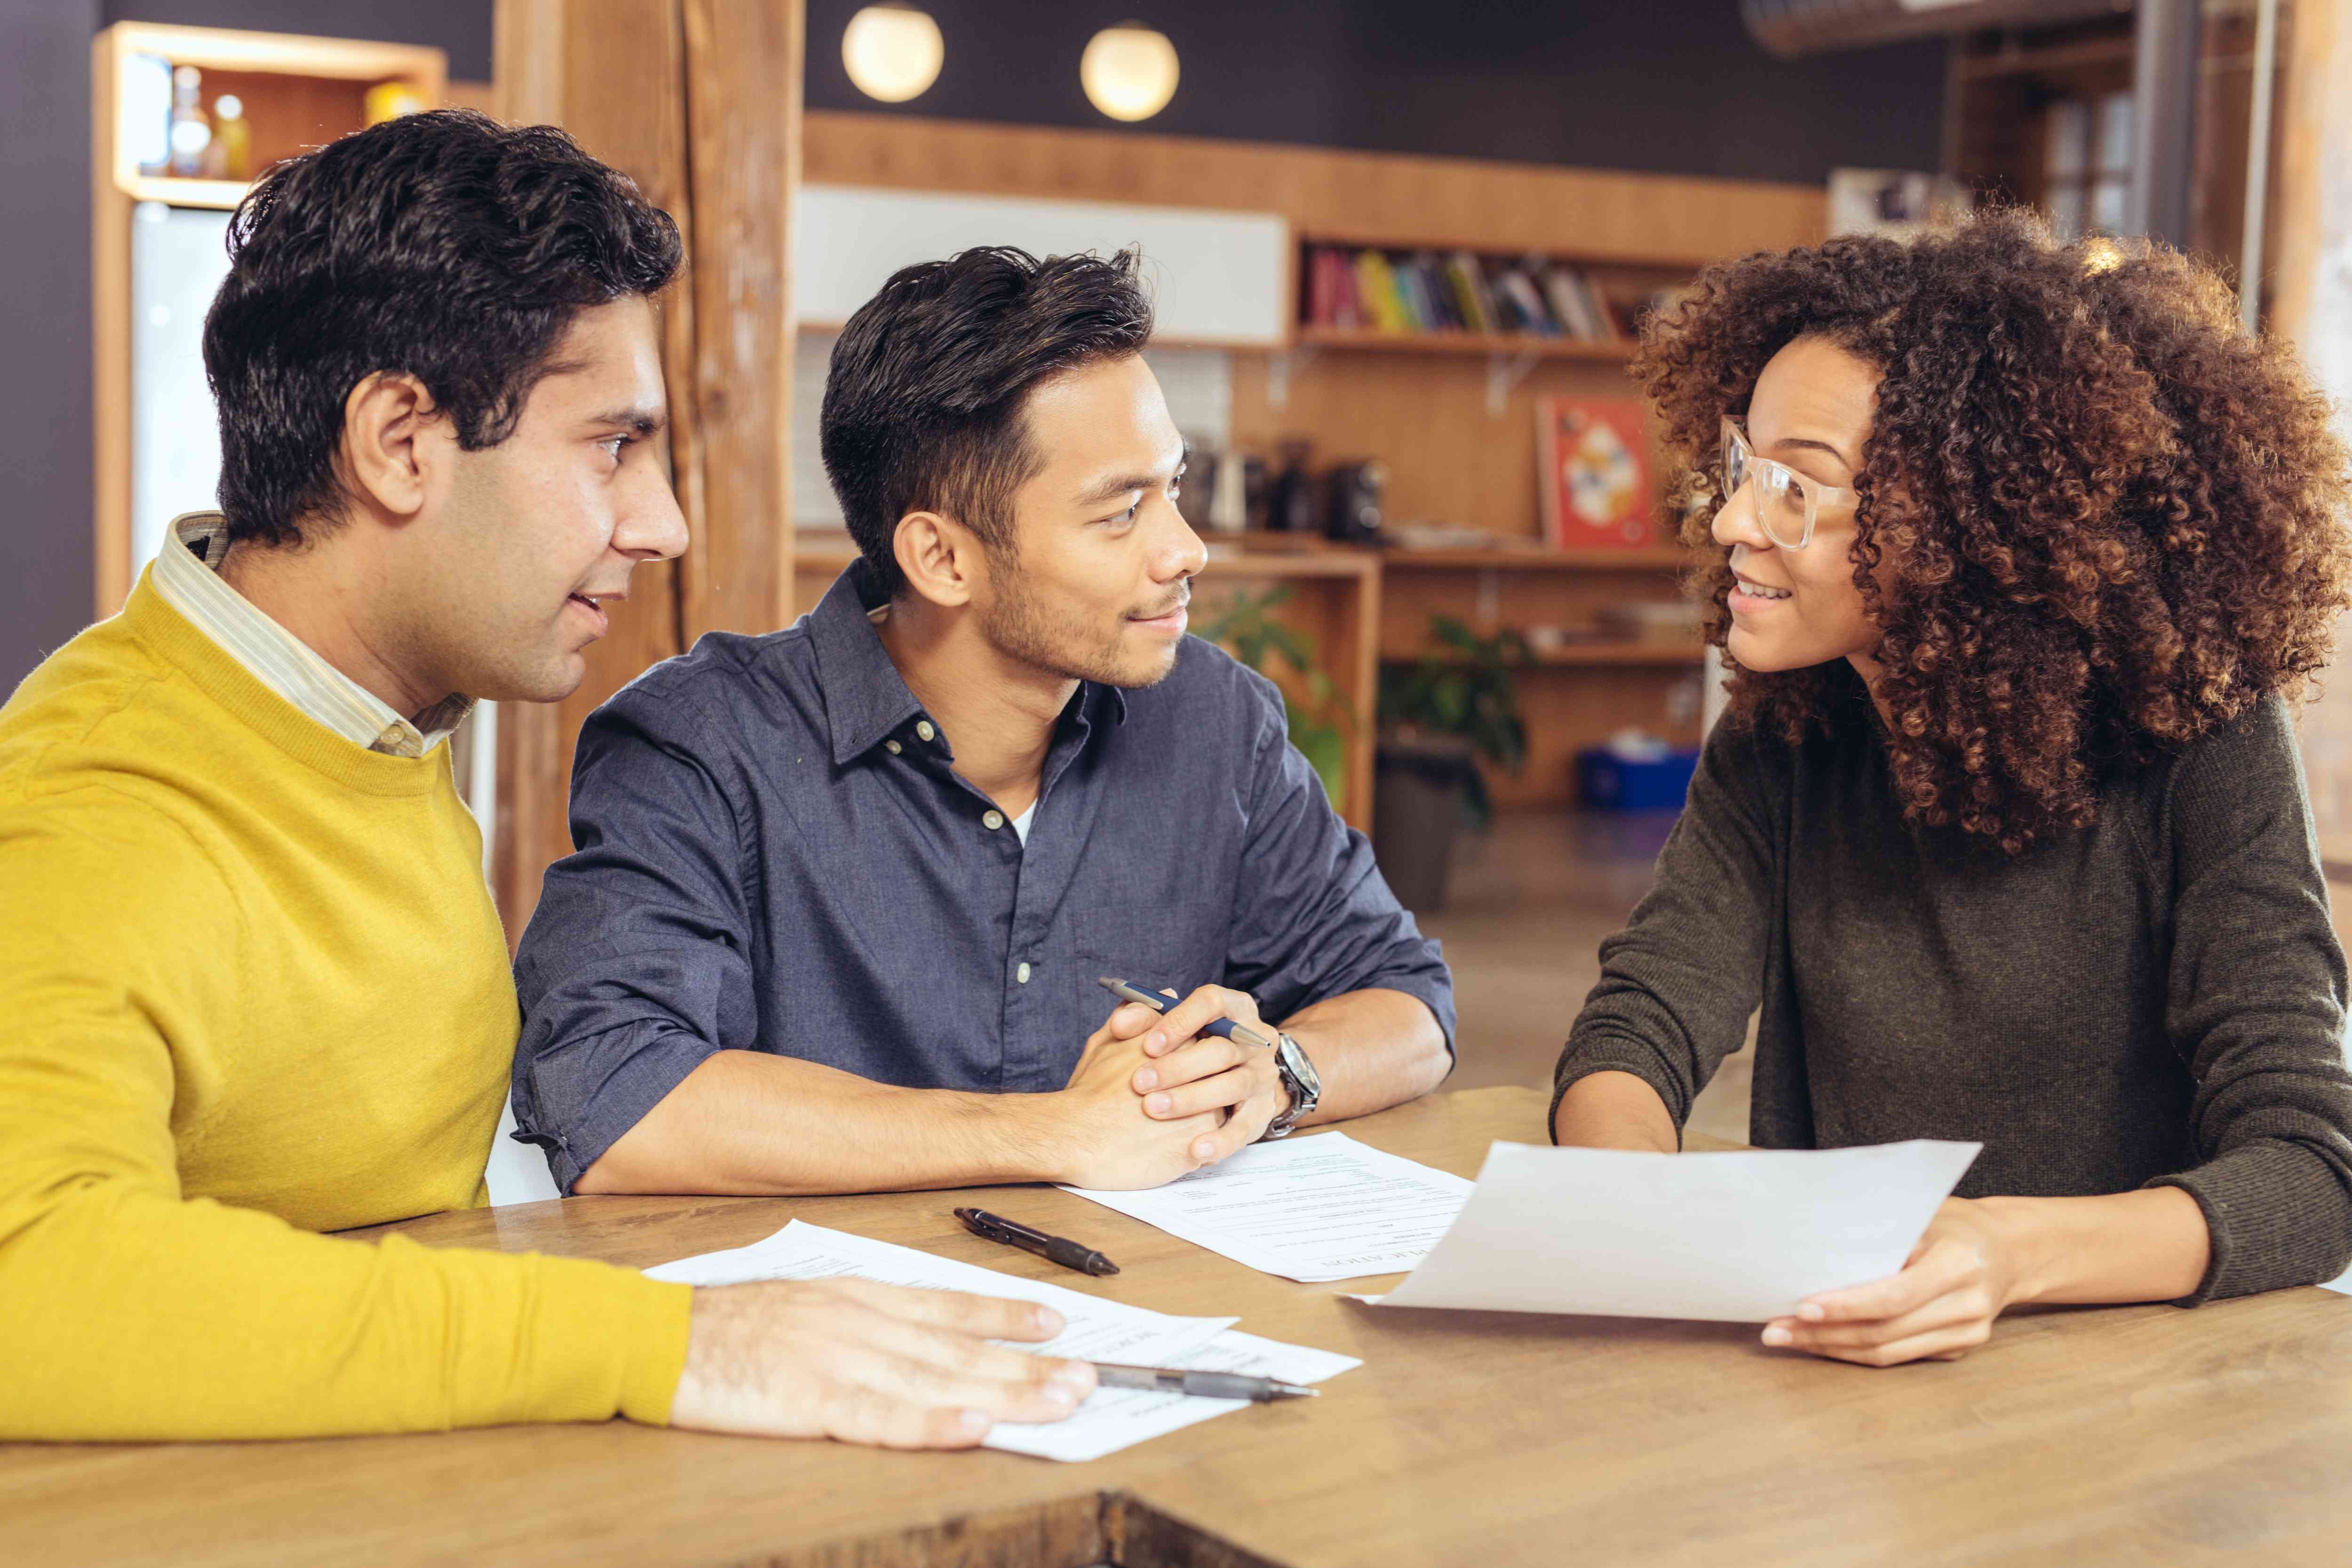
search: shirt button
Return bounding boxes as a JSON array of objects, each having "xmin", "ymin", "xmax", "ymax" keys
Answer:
[
  {"xmin": 983, "ymin": 809, "xmax": 1005, "ymax": 831},
  {"xmin": 915, "ymin": 720, "xmax": 936, "ymax": 742},
  {"xmin": 1017, "ymin": 962, "xmax": 1032, "ymax": 984},
  {"xmin": 883, "ymin": 739, "xmax": 902, "ymax": 755}
]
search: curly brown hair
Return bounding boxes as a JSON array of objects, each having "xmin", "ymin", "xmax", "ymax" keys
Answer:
[{"xmin": 1637, "ymin": 208, "xmax": 2352, "ymax": 853}]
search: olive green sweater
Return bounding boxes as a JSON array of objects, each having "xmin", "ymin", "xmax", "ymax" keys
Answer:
[{"xmin": 1555, "ymin": 680, "xmax": 2352, "ymax": 1303}]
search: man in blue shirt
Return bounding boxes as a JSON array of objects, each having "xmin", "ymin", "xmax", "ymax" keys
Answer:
[{"xmin": 511, "ymin": 247, "xmax": 1454, "ymax": 1196}]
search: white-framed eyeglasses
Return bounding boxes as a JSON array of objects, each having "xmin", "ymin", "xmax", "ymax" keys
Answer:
[{"xmin": 1720, "ymin": 415, "xmax": 1858, "ymax": 550}]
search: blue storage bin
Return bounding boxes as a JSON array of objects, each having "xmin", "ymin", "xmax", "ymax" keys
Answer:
[{"xmin": 1576, "ymin": 744, "xmax": 1700, "ymax": 811}]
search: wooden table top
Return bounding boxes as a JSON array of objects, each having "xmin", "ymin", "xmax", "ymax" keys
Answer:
[{"xmin": 10, "ymin": 1085, "xmax": 2352, "ymax": 1568}]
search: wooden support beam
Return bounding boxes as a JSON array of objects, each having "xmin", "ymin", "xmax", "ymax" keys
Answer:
[
  {"xmin": 2270, "ymin": 0, "xmax": 2352, "ymax": 870},
  {"xmin": 679, "ymin": 0, "xmax": 800, "ymax": 640},
  {"xmin": 489, "ymin": 0, "xmax": 799, "ymax": 939}
]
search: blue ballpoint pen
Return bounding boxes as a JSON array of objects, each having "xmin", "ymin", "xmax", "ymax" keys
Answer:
[{"xmin": 1096, "ymin": 976, "xmax": 1277, "ymax": 1049}]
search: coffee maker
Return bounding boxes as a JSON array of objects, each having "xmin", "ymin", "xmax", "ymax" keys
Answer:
[
  {"xmin": 1323, "ymin": 460, "xmax": 1387, "ymax": 545},
  {"xmin": 1266, "ymin": 439, "xmax": 1318, "ymax": 533}
]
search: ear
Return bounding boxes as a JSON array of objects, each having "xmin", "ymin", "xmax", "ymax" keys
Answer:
[
  {"xmin": 892, "ymin": 510, "xmax": 986, "ymax": 609},
  {"xmin": 336, "ymin": 371, "xmax": 440, "ymax": 521}
]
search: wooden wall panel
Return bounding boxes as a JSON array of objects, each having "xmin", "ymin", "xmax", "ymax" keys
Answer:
[
  {"xmin": 1229, "ymin": 350, "xmax": 1664, "ymax": 547},
  {"xmin": 803, "ymin": 111, "xmax": 1826, "ymax": 265}
]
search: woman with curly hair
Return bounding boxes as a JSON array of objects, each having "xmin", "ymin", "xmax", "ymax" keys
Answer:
[{"xmin": 1551, "ymin": 210, "xmax": 2352, "ymax": 1366}]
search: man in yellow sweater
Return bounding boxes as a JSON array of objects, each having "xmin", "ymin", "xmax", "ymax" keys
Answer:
[{"xmin": 0, "ymin": 110, "xmax": 1091, "ymax": 1445}]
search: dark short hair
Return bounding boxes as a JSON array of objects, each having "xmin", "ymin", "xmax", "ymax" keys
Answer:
[
  {"xmin": 203, "ymin": 109, "xmax": 682, "ymax": 548},
  {"xmin": 820, "ymin": 247, "xmax": 1155, "ymax": 597}
]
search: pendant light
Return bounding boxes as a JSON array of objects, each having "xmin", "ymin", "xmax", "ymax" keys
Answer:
[
  {"xmin": 842, "ymin": 5, "xmax": 944, "ymax": 104},
  {"xmin": 1080, "ymin": 23, "xmax": 1179, "ymax": 123}
]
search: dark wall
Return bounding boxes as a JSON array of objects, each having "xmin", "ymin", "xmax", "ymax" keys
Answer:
[
  {"xmin": 1, "ymin": 0, "xmax": 102, "ymax": 691},
  {"xmin": 804, "ymin": 0, "xmax": 1948, "ymax": 187},
  {"xmin": 0, "ymin": 2, "xmax": 492, "ymax": 694}
]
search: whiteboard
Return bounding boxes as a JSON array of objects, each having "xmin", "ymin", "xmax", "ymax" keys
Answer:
[{"xmin": 794, "ymin": 184, "xmax": 1290, "ymax": 347}]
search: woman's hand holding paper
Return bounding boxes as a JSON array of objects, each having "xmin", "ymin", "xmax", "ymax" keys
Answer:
[{"xmin": 1760, "ymin": 1198, "xmax": 2019, "ymax": 1367}]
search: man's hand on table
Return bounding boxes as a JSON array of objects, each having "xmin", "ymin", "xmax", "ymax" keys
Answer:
[
  {"xmin": 1120, "ymin": 985, "xmax": 1288, "ymax": 1160},
  {"xmin": 1040, "ymin": 1003, "xmax": 1230, "ymax": 1189},
  {"xmin": 669, "ymin": 1278, "xmax": 1097, "ymax": 1446}
]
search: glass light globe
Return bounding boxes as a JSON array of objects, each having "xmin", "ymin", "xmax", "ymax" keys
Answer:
[
  {"xmin": 1081, "ymin": 24, "xmax": 1179, "ymax": 123},
  {"xmin": 842, "ymin": 6, "xmax": 943, "ymax": 104}
]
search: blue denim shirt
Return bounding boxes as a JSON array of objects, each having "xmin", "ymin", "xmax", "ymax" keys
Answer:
[{"xmin": 511, "ymin": 563, "xmax": 1454, "ymax": 1191}]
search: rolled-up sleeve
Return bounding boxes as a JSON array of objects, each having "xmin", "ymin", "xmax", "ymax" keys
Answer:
[
  {"xmin": 1221, "ymin": 671, "xmax": 1456, "ymax": 1051},
  {"xmin": 512, "ymin": 683, "xmax": 760, "ymax": 1193}
]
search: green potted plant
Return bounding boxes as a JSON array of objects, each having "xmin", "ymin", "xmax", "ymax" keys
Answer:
[
  {"xmin": 1374, "ymin": 615, "xmax": 1529, "ymax": 911},
  {"xmin": 1192, "ymin": 586, "xmax": 1355, "ymax": 814}
]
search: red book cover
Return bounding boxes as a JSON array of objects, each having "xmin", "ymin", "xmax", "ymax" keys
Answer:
[{"xmin": 1535, "ymin": 395, "xmax": 1655, "ymax": 550}]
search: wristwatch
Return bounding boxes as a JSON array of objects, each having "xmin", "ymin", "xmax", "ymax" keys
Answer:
[{"xmin": 1259, "ymin": 1031, "xmax": 1323, "ymax": 1140}]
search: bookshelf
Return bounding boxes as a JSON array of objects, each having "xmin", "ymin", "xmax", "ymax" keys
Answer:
[
  {"xmin": 1294, "ymin": 325, "xmax": 1635, "ymax": 362},
  {"xmin": 1264, "ymin": 226, "xmax": 1714, "ymax": 808},
  {"xmin": 1296, "ymin": 234, "xmax": 1693, "ymax": 357},
  {"xmin": 1373, "ymin": 543, "xmax": 1703, "ymax": 810}
]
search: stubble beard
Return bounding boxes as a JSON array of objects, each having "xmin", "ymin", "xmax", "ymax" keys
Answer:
[{"xmin": 979, "ymin": 555, "xmax": 1183, "ymax": 691}]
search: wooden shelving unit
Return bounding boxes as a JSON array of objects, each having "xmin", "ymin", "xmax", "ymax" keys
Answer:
[
  {"xmin": 90, "ymin": 22, "xmax": 447, "ymax": 615},
  {"xmin": 115, "ymin": 174, "xmax": 253, "ymax": 211},
  {"xmin": 1382, "ymin": 545, "xmax": 1689, "ymax": 572},
  {"xmin": 1294, "ymin": 226, "xmax": 1721, "ymax": 275},
  {"xmin": 1271, "ymin": 223, "xmax": 1714, "ymax": 810}
]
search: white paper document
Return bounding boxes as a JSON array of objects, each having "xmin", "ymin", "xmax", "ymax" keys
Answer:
[
  {"xmin": 1367, "ymin": 1138, "xmax": 1981, "ymax": 1323},
  {"xmin": 1061, "ymin": 1130, "xmax": 1475, "ymax": 1282},
  {"xmin": 645, "ymin": 1220, "xmax": 1357, "ymax": 1461}
]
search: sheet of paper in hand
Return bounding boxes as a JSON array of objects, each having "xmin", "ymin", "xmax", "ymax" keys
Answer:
[{"xmin": 1364, "ymin": 1138, "xmax": 1980, "ymax": 1323}]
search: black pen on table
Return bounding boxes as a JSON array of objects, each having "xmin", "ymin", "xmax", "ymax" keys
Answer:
[
  {"xmin": 1090, "ymin": 1363, "xmax": 1318, "ymax": 1401},
  {"xmin": 955, "ymin": 1206, "xmax": 1121, "ymax": 1276}
]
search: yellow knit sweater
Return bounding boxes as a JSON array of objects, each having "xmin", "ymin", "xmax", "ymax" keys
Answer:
[{"xmin": 0, "ymin": 572, "xmax": 691, "ymax": 1440}]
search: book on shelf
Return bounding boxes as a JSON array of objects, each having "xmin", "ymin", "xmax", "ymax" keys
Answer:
[
  {"xmin": 1536, "ymin": 394, "xmax": 1657, "ymax": 551},
  {"xmin": 1444, "ymin": 252, "xmax": 1494, "ymax": 333},
  {"xmin": 1394, "ymin": 255, "xmax": 1437, "ymax": 331},
  {"xmin": 1492, "ymin": 264, "xmax": 1561, "ymax": 337},
  {"xmin": 1351, "ymin": 249, "xmax": 1406, "ymax": 332},
  {"xmin": 1308, "ymin": 247, "xmax": 1361, "ymax": 329}
]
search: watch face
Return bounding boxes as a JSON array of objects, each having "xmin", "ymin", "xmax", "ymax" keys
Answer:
[{"xmin": 1279, "ymin": 1034, "xmax": 1322, "ymax": 1105}]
